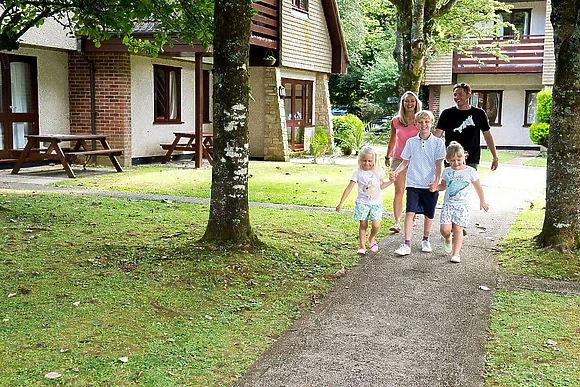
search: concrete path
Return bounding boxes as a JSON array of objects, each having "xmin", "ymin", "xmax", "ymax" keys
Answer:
[
  {"xmin": 0, "ymin": 154, "xmax": 548, "ymax": 386},
  {"xmin": 234, "ymin": 155, "xmax": 546, "ymax": 387}
]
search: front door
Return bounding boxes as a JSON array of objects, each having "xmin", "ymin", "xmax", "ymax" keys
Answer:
[
  {"xmin": 0, "ymin": 54, "xmax": 39, "ymax": 159},
  {"xmin": 282, "ymin": 78, "xmax": 313, "ymax": 151}
]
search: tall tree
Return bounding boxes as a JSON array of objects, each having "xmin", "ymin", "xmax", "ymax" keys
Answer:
[
  {"xmin": 1, "ymin": 1, "xmax": 258, "ymax": 244},
  {"xmin": 201, "ymin": 0, "xmax": 258, "ymax": 244},
  {"xmin": 536, "ymin": 1, "xmax": 580, "ymax": 251},
  {"xmin": 387, "ymin": 0, "xmax": 509, "ymax": 94}
]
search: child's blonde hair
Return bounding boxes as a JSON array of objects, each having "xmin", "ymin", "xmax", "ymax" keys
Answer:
[
  {"xmin": 397, "ymin": 91, "xmax": 422, "ymax": 127},
  {"xmin": 414, "ymin": 109, "xmax": 434, "ymax": 123},
  {"xmin": 446, "ymin": 141, "xmax": 468, "ymax": 160},
  {"xmin": 357, "ymin": 145, "xmax": 382, "ymax": 176}
]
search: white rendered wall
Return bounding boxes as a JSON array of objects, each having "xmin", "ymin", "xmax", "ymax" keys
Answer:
[
  {"xmin": 130, "ymin": 55, "xmax": 197, "ymax": 158},
  {"xmin": 438, "ymin": 73, "xmax": 543, "ymax": 148}
]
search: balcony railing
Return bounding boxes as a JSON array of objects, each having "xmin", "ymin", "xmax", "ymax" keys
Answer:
[
  {"xmin": 453, "ymin": 35, "xmax": 544, "ymax": 74},
  {"xmin": 251, "ymin": 0, "xmax": 279, "ymax": 49}
]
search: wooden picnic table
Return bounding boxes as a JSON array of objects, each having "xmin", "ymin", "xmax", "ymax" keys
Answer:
[
  {"xmin": 11, "ymin": 134, "xmax": 123, "ymax": 178},
  {"xmin": 161, "ymin": 131, "xmax": 214, "ymax": 166}
]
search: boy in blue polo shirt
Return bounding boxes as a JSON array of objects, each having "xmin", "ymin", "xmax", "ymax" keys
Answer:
[{"xmin": 390, "ymin": 110, "xmax": 446, "ymax": 256}]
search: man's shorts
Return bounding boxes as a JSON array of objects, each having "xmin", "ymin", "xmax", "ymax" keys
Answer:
[
  {"xmin": 440, "ymin": 203, "xmax": 471, "ymax": 227},
  {"xmin": 353, "ymin": 202, "xmax": 384, "ymax": 221},
  {"xmin": 405, "ymin": 187, "xmax": 438, "ymax": 219}
]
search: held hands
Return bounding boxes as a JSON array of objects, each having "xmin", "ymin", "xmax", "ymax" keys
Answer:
[{"xmin": 428, "ymin": 181, "xmax": 439, "ymax": 192}]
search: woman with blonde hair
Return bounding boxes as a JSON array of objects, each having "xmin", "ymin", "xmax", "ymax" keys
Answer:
[{"xmin": 384, "ymin": 91, "xmax": 422, "ymax": 232}]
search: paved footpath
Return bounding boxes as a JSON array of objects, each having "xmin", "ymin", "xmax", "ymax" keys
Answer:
[
  {"xmin": 234, "ymin": 156, "xmax": 546, "ymax": 387},
  {"xmin": 0, "ymin": 156, "xmax": 547, "ymax": 386}
]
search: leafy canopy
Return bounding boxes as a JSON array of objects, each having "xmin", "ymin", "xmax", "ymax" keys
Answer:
[{"xmin": 0, "ymin": 0, "xmax": 214, "ymax": 54}]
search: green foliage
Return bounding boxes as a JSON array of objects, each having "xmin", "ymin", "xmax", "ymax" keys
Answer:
[
  {"xmin": 309, "ymin": 126, "xmax": 330, "ymax": 163},
  {"xmin": 0, "ymin": 0, "xmax": 214, "ymax": 53},
  {"xmin": 536, "ymin": 89, "xmax": 552, "ymax": 124},
  {"xmin": 331, "ymin": 0, "xmax": 398, "ymax": 111},
  {"xmin": 332, "ymin": 114, "xmax": 366, "ymax": 155},
  {"xmin": 529, "ymin": 89, "xmax": 552, "ymax": 147},
  {"xmin": 529, "ymin": 123, "xmax": 550, "ymax": 147}
]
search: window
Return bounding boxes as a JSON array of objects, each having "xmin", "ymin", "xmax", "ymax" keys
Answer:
[
  {"xmin": 153, "ymin": 65, "xmax": 181, "ymax": 123},
  {"xmin": 282, "ymin": 78, "xmax": 313, "ymax": 151},
  {"xmin": 293, "ymin": 0, "xmax": 308, "ymax": 12},
  {"xmin": 203, "ymin": 69, "xmax": 211, "ymax": 123},
  {"xmin": 524, "ymin": 90, "xmax": 540, "ymax": 127},
  {"xmin": 498, "ymin": 9, "xmax": 531, "ymax": 38},
  {"xmin": 470, "ymin": 90, "xmax": 502, "ymax": 126},
  {"xmin": 0, "ymin": 54, "xmax": 39, "ymax": 157}
]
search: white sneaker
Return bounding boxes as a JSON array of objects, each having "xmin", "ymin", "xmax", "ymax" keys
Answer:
[
  {"xmin": 443, "ymin": 238, "xmax": 452, "ymax": 254},
  {"xmin": 450, "ymin": 255, "xmax": 461, "ymax": 263},
  {"xmin": 421, "ymin": 240, "xmax": 432, "ymax": 252},
  {"xmin": 395, "ymin": 244, "xmax": 411, "ymax": 256}
]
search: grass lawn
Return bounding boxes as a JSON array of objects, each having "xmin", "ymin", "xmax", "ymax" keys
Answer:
[
  {"xmin": 0, "ymin": 191, "xmax": 361, "ymax": 386},
  {"xmin": 484, "ymin": 198, "xmax": 580, "ymax": 386},
  {"xmin": 53, "ymin": 161, "xmax": 395, "ymax": 211},
  {"xmin": 4, "ymin": 151, "xmax": 575, "ymax": 386}
]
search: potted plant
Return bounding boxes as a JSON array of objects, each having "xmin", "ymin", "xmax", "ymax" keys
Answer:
[{"xmin": 264, "ymin": 54, "xmax": 276, "ymax": 66}]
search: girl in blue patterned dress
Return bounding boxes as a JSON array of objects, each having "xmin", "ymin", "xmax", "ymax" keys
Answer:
[{"xmin": 432, "ymin": 141, "xmax": 489, "ymax": 263}]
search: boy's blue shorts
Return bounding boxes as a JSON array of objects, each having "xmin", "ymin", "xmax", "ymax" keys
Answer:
[{"xmin": 405, "ymin": 187, "xmax": 438, "ymax": 219}]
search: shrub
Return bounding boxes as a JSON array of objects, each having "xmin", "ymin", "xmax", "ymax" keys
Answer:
[
  {"xmin": 529, "ymin": 89, "xmax": 552, "ymax": 147},
  {"xmin": 529, "ymin": 122, "xmax": 550, "ymax": 148},
  {"xmin": 332, "ymin": 114, "xmax": 365, "ymax": 155},
  {"xmin": 309, "ymin": 126, "xmax": 329, "ymax": 163},
  {"xmin": 536, "ymin": 89, "xmax": 552, "ymax": 124}
]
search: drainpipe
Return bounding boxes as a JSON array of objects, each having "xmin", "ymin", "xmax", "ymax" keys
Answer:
[{"xmin": 77, "ymin": 37, "xmax": 97, "ymax": 166}]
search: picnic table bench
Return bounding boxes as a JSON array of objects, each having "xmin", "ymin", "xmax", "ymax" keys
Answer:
[
  {"xmin": 11, "ymin": 134, "xmax": 123, "ymax": 178},
  {"xmin": 161, "ymin": 131, "xmax": 214, "ymax": 165}
]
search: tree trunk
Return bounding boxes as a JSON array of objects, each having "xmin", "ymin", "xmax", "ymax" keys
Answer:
[
  {"xmin": 392, "ymin": 2, "xmax": 422, "ymax": 95},
  {"xmin": 202, "ymin": 0, "xmax": 259, "ymax": 245},
  {"xmin": 536, "ymin": 1, "xmax": 580, "ymax": 251}
]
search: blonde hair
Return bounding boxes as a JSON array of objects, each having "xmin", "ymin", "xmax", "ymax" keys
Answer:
[
  {"xmin": 415, "ymin": 109, "xmax": 434, "ymax": 123},
  {"xmin": 397, "ymin": 91, "xmax": 422, "ymax": 127},
  {"xmin": 357, "ymin": 145, "xmax": 382, "ymax": 176},
  {"xmin": 446, "ymin": 141, "xmax": 468, "ymax": 160}
]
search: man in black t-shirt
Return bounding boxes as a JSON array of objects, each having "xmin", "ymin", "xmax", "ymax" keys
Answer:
[{"xmin": 434, "ymin": 82, "xmax": 499, "ymax": 171}]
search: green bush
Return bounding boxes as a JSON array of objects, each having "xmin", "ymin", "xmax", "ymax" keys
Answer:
[
  {"xmin": 529, "ymin": 89, "xmax": 552, "ymax": 147},
  {"xmin": 529, "ymin": 122, "xmax": 550, "ymax": 148},
  {"xmin": 536, "ymin": 89, "xmax": 552, "ymax": 124},
  {"xmin": 309, "ymin": 126, "xmax": 329, "ymax": 163},
  {"xmin": 332, "ymin": 114, "xmax": 365, "ymax": 155}
]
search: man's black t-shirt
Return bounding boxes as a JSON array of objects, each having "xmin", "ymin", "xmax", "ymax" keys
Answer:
[{"xmin": 436, "ymin": 106, "xmax": 491, "ymax": 165}]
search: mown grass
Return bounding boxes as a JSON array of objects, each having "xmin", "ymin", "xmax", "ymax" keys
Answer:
[
  {"xmin": 485, "ymin": 196, "xmax": 580, "ymax": 386},
  {"xmin": 53, "ymin": 161, "xmax": 395, "ymax": 211},
  {"xmin": 0, "ymin": 191, "xmax": 361, "ymax": 386},
  {"xmin": 6, "ymin": 151, "xmax": 577, "ymax": 386}
]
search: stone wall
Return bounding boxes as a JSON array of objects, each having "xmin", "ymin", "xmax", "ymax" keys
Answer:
[{"xmin": 263, "ymin": 68, "xmax": 289, "ymax": 161}]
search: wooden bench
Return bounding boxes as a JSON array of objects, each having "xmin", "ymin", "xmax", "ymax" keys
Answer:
[
  {"xmin": 64, "ymin": 149, "xmax": 123, "ymax": 157},
  {"xmin": 11, "ymin": 134, "xmax": 123, "ymax": 178},
  {"xmin": 161, "ymin": 132, "xmax": 214, "ymax": 165}
]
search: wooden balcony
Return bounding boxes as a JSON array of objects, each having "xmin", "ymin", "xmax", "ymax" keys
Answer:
[
  {"xmin": 251, "ymin": 0, "xmax": 279, "ymax": 49},
  {"xmin": 453, "ymin": 35, "xmax": 544, "ymax": 74}
]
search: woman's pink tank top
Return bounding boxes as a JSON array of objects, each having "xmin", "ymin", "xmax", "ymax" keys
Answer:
[{"xmin": 390, "ymin": 117, "xmax": 419, "ymax": 160}]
